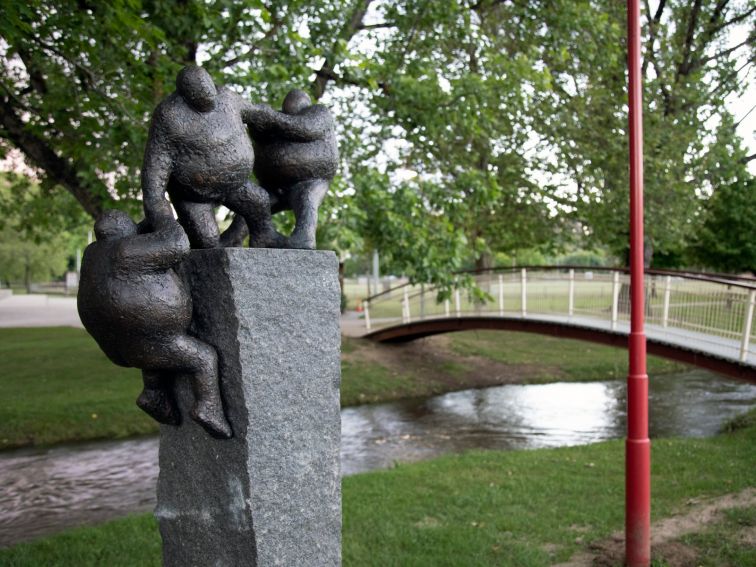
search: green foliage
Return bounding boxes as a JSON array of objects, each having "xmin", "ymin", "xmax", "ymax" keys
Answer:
[
  {"xmin": 528, "ymin": 0, "xmax": 755, "ymax": 265},
  {"xmin": 0, "ymin": 226, "xmax": 69, "ymax": 289},
  {"xmin": 690, "ymin": 177, "xmax": 756, "ymax": 272},
  {"xmin": 0, "ymin": 174, "xmax": 89, "ymax": 288},
  {"xmin": 554, "ymin": 250, "xmax": 608, "ymax": 267},
  {"xmin": 0, "ymin": 0, "xmax": 753, "ymax": 281},
  {"xmin": 687, "ymin": 118, "xmax": 756, "ymax": 272}
]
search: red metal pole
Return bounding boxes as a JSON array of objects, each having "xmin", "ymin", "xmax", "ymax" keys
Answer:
[{"xmin": 626, "ymin": 1, "xmax": 651, "ymax": 566}]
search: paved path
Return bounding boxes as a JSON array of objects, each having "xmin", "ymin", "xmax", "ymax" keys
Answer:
[
  {"xmin": 0, "ymin": 295, "xmax": 83, "ymax": 329},
  {"xmin": 0, "ymin": 294, "xmax": 368, "ymax": 335}
]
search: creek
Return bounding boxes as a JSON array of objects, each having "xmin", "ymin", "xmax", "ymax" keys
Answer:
[{"xmin": 1, "ymin": 369, "xmax": 754, "ymax": 546}]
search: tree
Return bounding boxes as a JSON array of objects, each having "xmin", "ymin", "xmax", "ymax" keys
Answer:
[
  {"xmin": 1, "ymin": 0, "xmax": 753, "ymax": 284},
  {"xmin": 527, "ymin": 0, "xmax": 755, "ymax": 265},
  {"xmin": 0, "ymin": 173, "xmax": 88, "ymax": 289},
  {"xmin": 0, "ymin": 226, "xmax": 70, "ymax": 290},
  {"xmin": 687, "ymin": 115, "xmax": 756, "ymax": 272}
]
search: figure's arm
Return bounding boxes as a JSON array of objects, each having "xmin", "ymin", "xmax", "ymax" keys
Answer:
[
  {"xmin": 115, "ymin": 221, "xmax": 190, "ymax": 274},
  {"xmin": 241, "ymin": 100, "xmax": 330, "ymax": 142},
  {"xmin": 141, "ymin": 118, "xmax": 175, "ymax": 229}
]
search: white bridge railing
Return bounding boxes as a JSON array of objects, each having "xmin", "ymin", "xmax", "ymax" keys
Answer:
[{"xmin": 362, "ymin": 267, "xmax": 756, "ymax": 365}]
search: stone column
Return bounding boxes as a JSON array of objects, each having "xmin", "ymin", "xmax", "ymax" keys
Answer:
[{"xmin": 156, "ymin": 248, "xmax": 341, "ymax": 566}]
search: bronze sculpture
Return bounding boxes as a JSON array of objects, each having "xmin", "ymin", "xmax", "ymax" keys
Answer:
[
  {"xmin": 77, "ymin": 211, "xmax": 231, "ymax": 438},
  {"xmin": 78, "ymin": 66, "xmax": 339, "ymax": 438},
  {"xmin": 142, "ymin": 66, "xmax": 335, "ymax": 249}
]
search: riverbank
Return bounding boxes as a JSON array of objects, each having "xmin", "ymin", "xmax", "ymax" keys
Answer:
[
  {"xmin": 1, "ymin": 327, "xmax": 685, "ymax": 450},
  {"xmin": 2, "ymin": 409, "xmax": 753, "ymax": 566}
]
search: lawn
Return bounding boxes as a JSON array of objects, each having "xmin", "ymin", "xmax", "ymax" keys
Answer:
[
  {"xmin": 0, "ymin": 328, "xmax": 685, "ymax": 449},
  {"xmin": 2, "ymin": 409, "xmax": 754, "ymax": 566}
]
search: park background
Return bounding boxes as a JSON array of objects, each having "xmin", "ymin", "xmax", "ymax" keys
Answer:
[{"xmin": 0, "ymin": 1, "xmax": 755, "ymax": 565}]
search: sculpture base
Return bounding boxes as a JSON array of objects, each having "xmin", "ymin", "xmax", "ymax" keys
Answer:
[{"xmin": 156, "ymin": 248, "xmax": 341, "ymax": 566}]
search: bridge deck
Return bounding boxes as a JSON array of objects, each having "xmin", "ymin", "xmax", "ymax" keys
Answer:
[{"xmin": 362, "ymin": 313, "xmax": 755, "ymax": 382}]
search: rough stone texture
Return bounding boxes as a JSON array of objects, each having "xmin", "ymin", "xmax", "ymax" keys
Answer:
[{"xmin": 156, "ymin": 248, "xmax": 341, "ymax": 566}]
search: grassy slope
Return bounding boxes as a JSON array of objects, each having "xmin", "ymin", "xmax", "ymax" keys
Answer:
[
  {"xmin": 2, "ymin": 328, "xmax": 685, "ymax": 449},
  {"xmin": 448, "ymin": 330, "xmax": 681, "ymax": 381},
  {"xmin": 2, "ymin": 410, "xmax": 754, "ymax": 566},
  {"xmin": 340, "ymin": 331, "xmax": 684, "ymax": 406}
]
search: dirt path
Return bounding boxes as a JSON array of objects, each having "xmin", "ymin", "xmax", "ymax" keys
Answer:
[{"xmin": 554, "ymin": 487, "xmax": 756, "ymax": 567}]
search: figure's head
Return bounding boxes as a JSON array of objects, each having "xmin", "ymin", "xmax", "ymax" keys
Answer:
[
  {"xmin": 94, "ymin": 210, "xmax": 138, "ymax": 241},
  {"xmin": 282, "ymin": 89, "xmax": 311, "ymax": 114},
  {"xmin": 176, "ymin": 66, "xmax": 217, "ymax": 112}
]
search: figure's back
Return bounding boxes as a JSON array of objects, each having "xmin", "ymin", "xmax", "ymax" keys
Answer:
[{"xmin": 77, "ymin": 242, "xmax": 128, "ymax": 366}]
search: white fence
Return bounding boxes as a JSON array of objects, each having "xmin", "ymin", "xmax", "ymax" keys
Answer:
[{"xmin": 363, "ymin": 267, "xmax": 756, "ymax": 365}]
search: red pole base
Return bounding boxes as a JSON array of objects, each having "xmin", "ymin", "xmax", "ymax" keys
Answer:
[{"xmin": 625, "ymin": 437, "xmax": 651, "ymax": 566}]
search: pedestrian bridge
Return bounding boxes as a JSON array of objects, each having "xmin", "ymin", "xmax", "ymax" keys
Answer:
[{"xmin": 359, "ymin": 267, "xmax": 756, "ymax": 381}]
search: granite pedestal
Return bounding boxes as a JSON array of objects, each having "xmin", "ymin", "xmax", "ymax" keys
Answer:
[{"xmin": 156, "ymin": 248, "xmax": 341, "ymax": 566}]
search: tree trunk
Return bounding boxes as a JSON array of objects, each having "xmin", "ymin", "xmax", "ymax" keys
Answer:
[
  {"xmin": 338, "ymin": 261, "xmax": 346, "ymax": 313},
  {"xmin": 619, "ymin": 237, "xmax": 653, "ymax": 313},
  {"xmin": 24, "ymin": 259, "xmax": 32, "ymax": 294},
  {"xmin": 475, "ymin": 252, "xmax": 493, "ymax": 296}
]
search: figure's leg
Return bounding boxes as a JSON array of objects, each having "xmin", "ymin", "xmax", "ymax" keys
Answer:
[
  {"xmin": 287, "ymin": 179, "xmax": 329, "ymax": 250},
  {"xmin": 224, "ymin": 181, "xmax": 285, "ymax": 248},
  {"xmin": 219, "ymin": 213, "xmax": 249, "ymax": 248},
  {"xmin": 137, "ymin": 370, "xmax": 180, "ymax": 426},
  {"xmin": 170, "ymin": 188, "xmax": 220, "ymax": 248},
  {"xmin": 162, "ymin": 334, "xmax": 232, "ymax": 439}
]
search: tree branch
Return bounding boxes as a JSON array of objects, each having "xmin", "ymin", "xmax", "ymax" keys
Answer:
[
  {"xmin": 641, "ymin": 0, "xmax": 667, "ymax": 76},
  {"xmin": 0, "ymin": 96, "xmax": 106, "ymax": 218},
  {"xmin": 706, "ymin": 3, "xmax": 755, "ymax": 37},
  {"xmin": 221, "ymin": 11, "xmax": 283, "ymax": 69},
  {"xmin": 677, "ymin": 0, "xmax": 703, "ymax": 78},
  {"xmin": 313, "ymin": 0, "xmax": 375, "ymax": 100},
  {"xmin": 694, "ymin": 33, "xmax": 754, "ymax": 69}
]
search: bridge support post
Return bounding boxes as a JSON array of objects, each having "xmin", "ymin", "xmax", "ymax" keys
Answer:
[
  {"xmin": 520, "ymin": 268, "xmax": 527, "ymax": 317},
  {"xmin": 363, "ymin": 299, "xmax": 371, "ymax": 331},
  {"xmin": 498, "ymin": 274, "xmax": 504, "ymax": 316},
  {"xmin": 568, "ymin": 269, "xmax": 575, "ymax": 318},
  {"xmin": 420, "ymin": 284, "xmax": 425, "ymax": 320},
  {"xmin": 402, "ymin": 287, "xmax": 410, "ymax": 323},
  {"xmin": 662, "ymin": 276, "xmax": 672, "ymax": 328},
  {"xmin": 741, "ymin": 290, "xmax": 755, "ymax": 363},
  {"xmin": 455, "ymin": 289, "xmax": 461, "ymax": 317},
  {"xmin": 611, "ymin": 271, "xmax": 620, "ymax": 330}
]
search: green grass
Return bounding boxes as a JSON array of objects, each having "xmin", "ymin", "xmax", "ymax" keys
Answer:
[
  {"xmin": 0, "ymin": 328, "xmax": 687, "ymax": 449},
  {"xmin": 675, "ymin": 506, "xmax": 756, "ymax": 567},
  {"xmin": 448, "ymin": 330, "xmax": 683, "ymax": 381},
  {"xmin": 3, "ymin": 409, "xmax": 754, "ymax": 566},
  {"xmin": 0, "ymin": 328, "xmax": 151, "ymax": 449},
  {"xmin": 341, "ymin": 359, "xmax": 428, "ymax": 406}
]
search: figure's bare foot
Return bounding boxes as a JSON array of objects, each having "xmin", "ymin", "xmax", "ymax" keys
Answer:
[
  {"xmin": 137, "ymin": 388, "xmax": 181, "ymax": 426},
  {"xmin": 249, "ymin": 229, "xmax": 287, "ymax": 249},
  {"xmin": 191, "ymin": 402, "xmax": 233, "ymax": 439},
  {"xmin": 286, "ymin": 233, "xmax": 316, "ymax": 250}
]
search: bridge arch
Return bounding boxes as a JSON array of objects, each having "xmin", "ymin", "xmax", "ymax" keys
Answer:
[{"xmin": 360, "ymin": 267, "xmax": 756, "ymax": 383}]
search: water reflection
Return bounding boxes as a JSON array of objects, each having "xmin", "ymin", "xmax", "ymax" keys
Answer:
[
  {"xmin": 341, "ymin": 370, "xmax": 756, "ymax": 475},
  {"xmin": 1, "ymin": 369, "xmax": 754, "ymax": 545}
]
